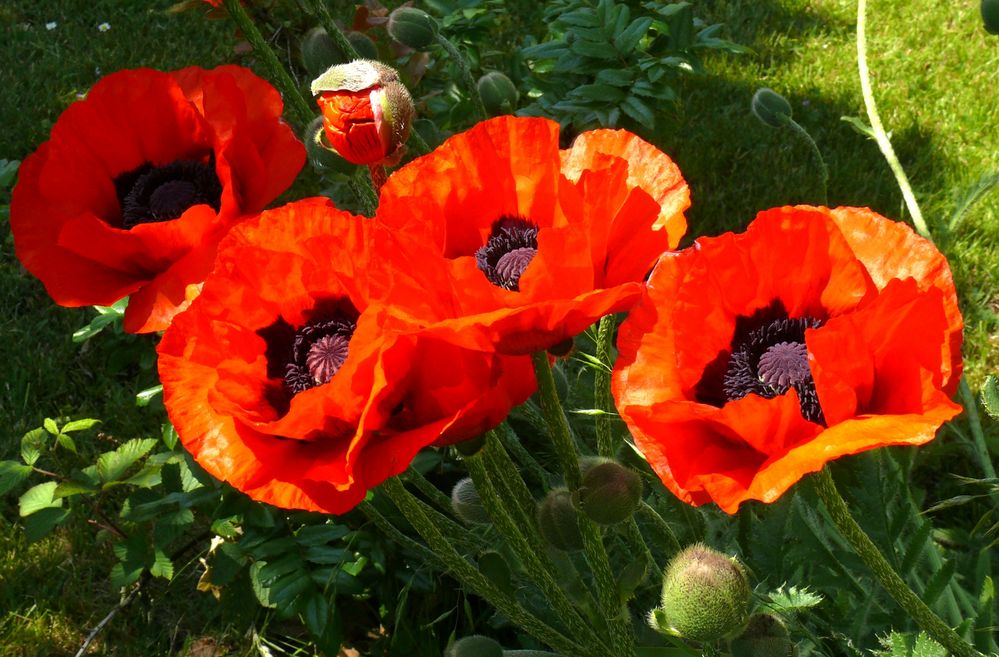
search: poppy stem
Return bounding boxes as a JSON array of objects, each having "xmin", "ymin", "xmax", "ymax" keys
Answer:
[
  {"xmin": 623, "ymin": 516, "xmax": 663, "ymax": 582},
  {"xmin": 638, "ymin": 501, "xmax": 682, "ymax": 556},
  {"xmin": 357, "ymin": 500, "xmax": 444, "ymax": 570},
  {"xmin": 348, "ymin": 167, "xmax": 379, "ymax": 216},
  {"xmin": 497, "ymin": 422, "xmax": 553, "ymax": 488},
  {"xmin": 435, "ymin": 35, "xmax": 488, "ymax": 121},
  {"xmin": 855, "ymin": 0, "xmax": 931, "ymax": 240},
  {"xmin": 594, "ymin": 315, "xmax": 617, "ymax": 458},
  {"xmin": 530, "ymin": 352, "xmax": 636, "ymax": 657},
  {"xmin": 221, "ymin": 0, "xmax": 314, "ymax": 131},
  {"xmin": 813, "ymin": 468, "xmax": 984, "ymax": 657},
  {"xmin": 781, "ymin": 117, "xmax": 829, "ymax": 206},
  {"xmin": 304, "ymin": 0, "xmax": 358, "ymax": 61},
  {"xmin": 957, "ymin": 378, "xmax": 998, "ymax": 480},
  {"xmin": 380, "ymin": 476, "xmax": 593, "ymax": 657},
  {"xmin": 465, "ymin": 435, "xmax": 611, "ymax": 655}
]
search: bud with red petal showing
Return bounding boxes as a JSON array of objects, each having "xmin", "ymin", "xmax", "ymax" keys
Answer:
[
  {"xmin": 650, "ymin": 544, "xmax": 750, "ymax": 642},
  {"xmin": 311, "ymin": 60, "xmax": 414, "ymax": 166}
]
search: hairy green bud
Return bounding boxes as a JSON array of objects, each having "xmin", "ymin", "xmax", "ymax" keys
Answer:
[
  {"xmin": 387, "ymin": 7, "xmax": 440, "ymax": 50},
  {"xmin": 348, "ymin": 31, "xmax": 378, "ymax": 60},
  {"xmin": 751, "ymin": 88, "xmax": 792, "ymax": 128},
  {"xmin": 451, "ymin": 477, "xmax": 491, "ymax": 525},
  {"xmin": 651, "ymin": 544, "xmax": 750, "ymax": 642},
  {"xmin": 575, "ymin": 459, "xmax": 643, "ymax": 525},
  {"xmin": 445, "ymin": 635, "xmax": 503, "ymax": 657},
  {"xmin": 537, "ymin": 488, "xmax": 583, "ymax": 551},
  {"xmin": 729, "ymin": 614, "xmax": 796, "ymax": 657},
  {"xmin": 477, "ymin": 71, "xmax": 520, "ymax": 116}
]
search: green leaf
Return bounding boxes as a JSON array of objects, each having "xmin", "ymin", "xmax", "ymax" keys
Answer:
[
  {"xmin": 72, "ymin": 313, "xmax": 118, "ymax": 343},
  {"xmin": 0, "ymin": 461, "xmax": 33, "ymax": 497},
  {"xmin": 303, "ymin": 545, "xmax": 349, "ymax": 565},
  {"xmin": 875, "ymin": 631, "xmax": 946, "ymax": 657},
  {"xmin": 19, "ymin": 481, "xmax": 61, "ymax": 516},
  {"xmin": 135, "ymin": 385, "xmax": 163, "ymax": 407},
  {"xmin": 981, "ymin": 375, "xmax": 999, "ymax": 420},
  {"xmin": 921, "ymin": 559, "xmax": 955, "ymax": 606},
  {"xmin": 61, "ymin": 418, "xmax": 101, "ymax": 433},
  {"xmin": 0, "ymin": 159, "xmax": 20, "ymax": 189},
  {"xmin": 841, "ymin": 115, "xmax": 877, "ymax": 139},
  {"xmin": 161, "ymin": 423, "xmax": 179, "ymax": 450},
  {"xmin": 621, "ymin": 95, "xmax": 655, "ymax": 126},
  {"xmin": 595, "ymin": 68, "xmax": 636, "ymax": 87},
  {"xmin": 614, "ymin": 17, "xmax": 652, "ymax": 54},
  {"xmin": 150, "ymin": 548, "xmax": 174, "ymax": 580},
  {"xmin": 557, "ymin": 8, "xmax": 600, "ymax": 28},
  {"xmin": 570, "ymin": 39, "xmax": 619, "ymax": 60},
  {"xmin": 573, "ymin": 83, "xmax": 626, "ymax": 102},
  {"xmin": 56, "ymin": 432, "xmax": 77, "ymax": 454},
  {"xmin": 43, "ymin": 418, "xmax": 59, "ymax": 435},
  {"xmin": 54, "ymin": 479, "xmax": 98, "ymax": 499},
  {"xmin": 296, "ymin": 524, "xmax": 350, "ymax": 546},
  {"xmin": 899, "ymin": 520, "xmax": 932, "ymax": 574},
  {"xmin": 23, "ymin": 507, "xmax": 71, "ymax": 542},
  {"xmin": 97, "ymin": 438, "xmax": 158, "ymax": 483},
  {"xmin": 764, "ymin": 584, "xmax": 824, "ymax": 613},
  {"xmin": 250, "ymin": 562, "xmax": 277, "ymax": 608},
  {"xmin": 302, "ymin": 591, "xmax": 330, "ymax": 637}
]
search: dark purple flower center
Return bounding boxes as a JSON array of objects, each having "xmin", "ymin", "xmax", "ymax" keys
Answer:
[
  {"xmin": 475, "ymin": 216, "xmax": 539, "ymax": 291},
  {"xmin": 721, "ymin": 307, "xmax": 825, "ymax": 424},
  {"xmin": 283, "ymin": 313, "xmax": 357, "ymax": 394},
  {"xmin": 113, "ymin": 157, "xmax": 222, "ymax": 229}
]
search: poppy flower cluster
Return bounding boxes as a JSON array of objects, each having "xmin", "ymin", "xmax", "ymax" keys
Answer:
[
  {"xmin": 612, "ymin": 206, "xmax": 963, "ymax": 513},
  {"xmin": 155, "ymin": 115, "xmax": 691, "ymax": 512},
  {"xmin": 11, "ymin": 66, "xmax": 304, "ymax": 333}
]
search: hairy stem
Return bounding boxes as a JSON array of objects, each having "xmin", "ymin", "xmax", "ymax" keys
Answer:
[{"xmin": 594, "ymin": 315, "xmax": 617, "ymax": 458}]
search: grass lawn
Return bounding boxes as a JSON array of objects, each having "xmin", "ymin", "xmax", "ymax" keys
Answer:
[{"xmin": 0, "ymin": 0, "xmax": 996, "ymax": 655}]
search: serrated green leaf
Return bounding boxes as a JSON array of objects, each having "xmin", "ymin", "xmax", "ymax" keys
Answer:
[
  {"xmin": 211, "ymin": 517, "xmax": 240, "ymax": 540},
  {"xmin": 61, "ymin": 418, "xmax": 101, "ymax": 433},
  {"xmin": 0, "ymin": 461, "xmax": 32, "ymax": 496},
  {"xmin": 23, "ymin": 507, "xmax": 71, "ymax": 542},
  {"xmin": 150, "ymin": 548, "xmax": 174, "ymax": 580},
  {"xmin": 161, "ymin": 423, "xmax": 179, "ymax": 450},
  {"xmin": 921, "ymin": 559, "xmax": 955, "ymax": 606},
  {"xmin": 621, "ymin": 95, "xmax": 655, "ymax": 126},
  {"xmin": 303, "ymin": 545, "xmax": 349, "ymax": 565},
  {"xmin": 900, "ymin": 521, "xmax": 932, "ymax": 574},
  {"xmin": 520, "ymin": 41, "xmax": 566, "ymax": 60},
  {"xmin": 557, "ymin": 8, "xmax": 600, "ymax": 28},
  {"xmin": 54, "ymin": 479, "xmax": 98, "ymax": 499},
  {"xmin": 97, "ymin": 438, "xmax": 158, "ymax": 483},
  {"xmin": 573, "ymin": 83, "xmax": 626, "ymax": 102},
  {"xmin": 596, "ymin": 68, "xmax": 636, "ymax": 87},
  {"xmin": 764, "ymin": 584, "xmax": 824, "ymax": 613},
  {"xmin": 43, "ymin": 418, "xmax": 59, "ymax": 435},
  {"xmin": 269, "ymin": 570, "xmax": 314, "ymax": 608},
  {"xmin": 876, "ymin": 631, "xmax": 946, "ymax": 657},
  {"xmin": 258, "ymin": 554, "xmax": 306, "ymax": 583},
  {"xmin": 981, "ymin": 375, "xmax": 999, "ymax": 420},
  {"xmin": 56, "ymin": 432, "xmax": 77, "ymax": 454},
  {"xmin": 19, "ymin": 481, "xmax": 61, "ymax": 516},
  {"xmin": 110, "ymin": 560, "xmax": 144, "ymax": 588}
]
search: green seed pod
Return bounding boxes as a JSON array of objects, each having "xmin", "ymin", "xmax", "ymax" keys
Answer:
[
  {"xmin": 984, "ymin": 0, "xmax": 999, "ymax": 34},
  {"xmin": 445, "ymin": 635, "xmax": 503, "ymax": 657},
  {"xmin": 651, "ymin": 544, "xmax": 750, "ymax": 642},
  {"xmin": 477, "ymin": 550, "xmax": 514, "ymax": 594},
  {"xmin": 348, "ymin": 31, "xmax": 379, "ymax": 60},
  {"xmin": 751, "ymin": 88, "xmax": 792, "ymax": 128},
  {"xmin": 537, "ymin": 488, "xmax": 583, "ymax": 551},
  {"xmin": 575, "ymin": 460, "xmax": 643, "ymax": 525},
  {"xmin": 477, "ymin": 71, "xmax": 520, "ymax": 116},
  {"xmin": 387, "ymin": 7, "xmax": 440, "ymax": 50},
  {"xmin": 729, "ymin": 614, "xmax": 796, "ymax": 657},
  {"xmin": 301, "ymin": 27, "xmax": 342, "ymax": 78},
  {"xmin": 451, "ymin": 477, "xmax": 491, "ymax": 525}
]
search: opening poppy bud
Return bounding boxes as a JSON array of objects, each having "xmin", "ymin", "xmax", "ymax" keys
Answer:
[
  {"xmin": 983, "ymin": 0, "xmax": 999, "ymax": 34},
  {"xmin": 574, "ymin": 459, "xmax": 643, "ymax": 525},
  {"xmin": 751, "ymin": 88, "xmax": 792, "ymax": 128},
  {"xmin": 451, "ymin": 477, "xmax": 492, "ymax": 525},
  {"xmin": 477, "ymin": 71, "xmax": 520, "ymax": 116},
  {"xmin": 311, "ymin": 60, "xmax": 415, "ymax": 166},
  {"xmin": 651, "ymin": 544, "xmax": 750, "ymax": 642},
  {"xmin": 387, "ymin": 7, "xmax": 440, "ymax": 50},
  {"xmin": 301, "ymin": 27, "xmax": 342, "ymax": 77},
  {"xmin": 729, "ymin": 614, "xmax": 796, "ymax": 657},
  {"xmin": 537, "ymin": 488, "xmax": 584, "ymax": 551},
  {"xmin": 445, "ymin": 635, "xmax": 503, "ymax": 657}
]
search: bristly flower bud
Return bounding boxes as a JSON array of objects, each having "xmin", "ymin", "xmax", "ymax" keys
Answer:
[
  {"xmin": 537, "ymin": 488, "xmax": 583, "ymax": 551},
  {"xmin": 650, "ymin": 544, "xmax": 750, "ymax": 642},
  {"xmin": 451, "ymin": 477, "xmax": 491, "ymax": 525},
  {"xmin": 301, "ymin": 27, "xmax": 341, "ymax": 78},
  {"xmin": 387, "ymin": 7, "xmax": 440, "ymax": 50},
  {"xmin": 729, "ymin": 614, "xmax": 796, "ymax": 657},
  {"xmin": 311, "ymin": 60, "xmax": 414, "ymax": 166},
  {"xmin": 983, "ymin": 0, "xmax": 999, "ymax": 34},
  {"xmin": 477, "ymin": 71, "xmax": 520, "ymax": 116},
  {"xmin": 445, "ymin": 636, "xmax": 503, "ymax": 657},
  {"xmin": 751, "ymin": 88, "xmax": 792, "ymax": 128},
  {"xmin": 575, "ymin": 459, "xmax": 643, "ymax": 525}
]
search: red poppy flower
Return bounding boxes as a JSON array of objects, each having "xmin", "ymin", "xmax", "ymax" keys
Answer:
[
  {"xmin": 11, "ymin": 66, "xmax": 304, "ymax": 333},
  {"xmin": 157, "ymin": 198, "xmax": 534, "ymax": 513},
  {"xmin": 612, "ymin": 206, "xmax": 963, "ymax": 513},
  {"xmin": 375, "ymin": 115, "xmax": 690, "ymax": 354}
]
